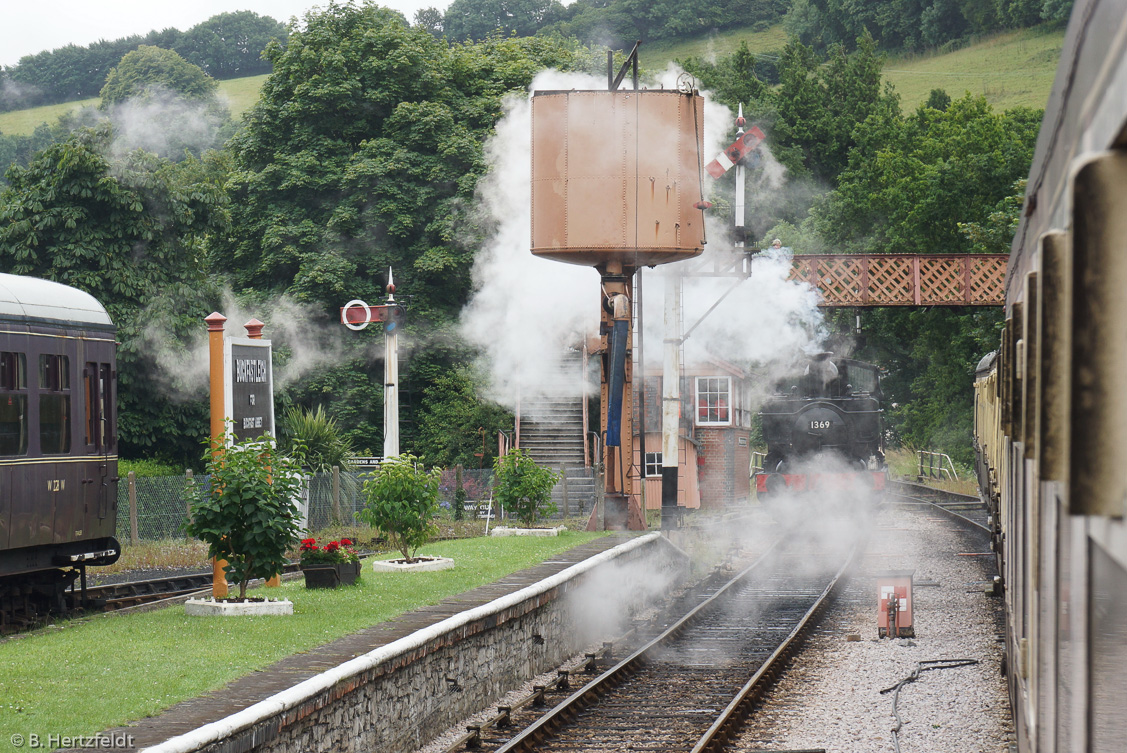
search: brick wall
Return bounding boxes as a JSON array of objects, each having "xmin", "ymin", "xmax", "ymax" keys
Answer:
[{"xmin": 696, "ymin": 427, "xmax": 751, "ymax": 507}]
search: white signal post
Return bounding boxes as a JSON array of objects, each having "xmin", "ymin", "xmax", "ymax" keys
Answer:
[
  {"xmin": 383, "ymin": 270, "xmax": 399, "ymax": 459},
  {"xmin": 340, "ymin": 268, "xmax": 401, "ymax": 460}
]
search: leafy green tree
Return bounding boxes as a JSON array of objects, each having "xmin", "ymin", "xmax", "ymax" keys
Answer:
[
  {"xmin": 176, "ymin": 11, "xmax": 287, "ymax": 79},
  {"xmin": 443, "ymin": 0, "xmax": 566, "ymax": 41},
  {"xmin": 360, "ymin": 454, "xmax": 442, "ymax": 561},
  {"xmin": 773, "ymin": 33, "xmax": 899, "ymax": 183},
  {"xmin": 99, "ymin": 45, "xmax": 219, "ymax": 109},
  {"xmin": 493, "ymin": 448, "xmax": 559, "ymax": 527},
  {"xmin": 415, "ymin": 367, "xmax": 513, "ymax": 468},
  {"xmin": 958, "ymin": 178, "xmax": 1026, "ymax": 254},
  {"xmin": 185, "ymin": 431, "xmax": 307, "ymax": 598},
  {"xmin": 0, "ymin": 125, "xmax": 230, "ymax": 462},
  {"xmin": 680, "ymin": 41, "xmax": 771, "ymax": 110},
  {"xmin": 811, "ymin": 95, "xmax": 1040, "ymax": 254}
]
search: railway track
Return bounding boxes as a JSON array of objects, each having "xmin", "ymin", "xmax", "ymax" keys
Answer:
[
  {"xmin": 444, "ymin": 529, "xmax": 859, "ymax": 753},
  {"xmin": 886, "ymin": 479, "xmax": 989, "ymax": 532}
]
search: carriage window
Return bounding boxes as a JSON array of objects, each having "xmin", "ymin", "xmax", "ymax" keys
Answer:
[
  {"xmin": 696, "ymin": 377, "xmax": 731, "ymax": 425},
  {"xmin": 85, "ymin": 362, "xmax": 114, "ymax": 450},
  {"xmin": 39, "ymin": 354, "xmax": 70, "ymax": 454},
  {"xmin": 0, "ymin": 351, "xmax": 27, "ymax": 456}
]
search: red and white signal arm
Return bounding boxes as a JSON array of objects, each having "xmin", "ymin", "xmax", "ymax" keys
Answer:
[
  {"xmin": 340, "ymin": 300, "xmax": 405, "ymax": 332},
  {"xmin": 705, "ymin": 126, "xmax": 766, "ymax": 179}
]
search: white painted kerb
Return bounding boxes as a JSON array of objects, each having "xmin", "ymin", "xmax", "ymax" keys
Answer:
[{"xmin": 140, "ymin": 533, "xmax": 660, "ymax": 753}]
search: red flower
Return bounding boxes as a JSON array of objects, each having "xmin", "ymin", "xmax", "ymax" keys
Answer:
[{"xmin": 340, "ymin": 538, "xmax": 352, "ymax": 546}]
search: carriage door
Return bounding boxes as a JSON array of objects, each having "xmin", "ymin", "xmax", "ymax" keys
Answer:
[{"xmin": 85, "ymin": 362, "xmax": 113, "ymax": 520}]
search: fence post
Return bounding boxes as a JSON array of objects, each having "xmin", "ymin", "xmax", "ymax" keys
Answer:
[
  {"xmin": 185, "ymin": 469, "xmax": 194, "ymax": 543},
  {"xmin": 332, "ymin": 466, "xmax": 342, "ymax": 526},
  {"xmin": 128, "ymin": 471, "xmax": 138, "ymax": 546},
  {"xmin": 560, "ymin": 466, "xmax": 570, "ymax": 518}
]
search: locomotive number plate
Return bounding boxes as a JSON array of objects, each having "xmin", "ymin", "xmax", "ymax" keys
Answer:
[{"xmin": 810, "ymin": 420, "xmax": 832, "ymax": 429}]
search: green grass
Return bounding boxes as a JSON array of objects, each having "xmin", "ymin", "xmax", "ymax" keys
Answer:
[
  {"xmin": 0, "ymin": 76, "xmax": 267, "ymax": 138},
  {"xmin": 639, "ymin": 24, "xmax": 790, "ymax": 71},
  {"xmin": 0, "ymin": 531, "xmax": 606, "ymax": 741},
  {"xmin": 639, "ymin": 23, "xmax": 1061, "ymax": 112},
  {"xmin": 882, "ymin": 26, "xmax": 1063, "ymax": 112},
  {"xmin": 0, "ymin": 25, "xmax": 1063, "ymax": 139}
]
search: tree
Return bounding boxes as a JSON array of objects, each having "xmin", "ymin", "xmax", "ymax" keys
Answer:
[
  {"xmin": 442, "ymin": 0, "xmax": 565, "ymax": 41},
  {"xmin": 176, "ymin": 12, "xmax": 287, "ymax": 79},
  {"xmin": 99, "ymin": 45, "xmax": 219, "ymax": 109},
  {"xmin": 773, "ymin": 33, "xmax": 899, "ymax": 183},
  {"xmin": 0, "ymin": 125, "xmax": 230, "ymax": 462},
  {"xmin": 811, "ymin": 95, "xmax": 1040, "ymax": 254},
  {"xmin": 215, "ymin": 4, "xmax": 595, "ymax": 465},
  {"xmin": 360, "ymin": 454, "xmax": 442, "ymax": 561},
  {"xmin": 415, "ymin": 367, "xmax": 513, "ymax": 468},
  {"xmin": 185, "ymin": 431, "xmax": 307, "ymax": 599},
  {"xmin": 493, "ymin": 448, "xmax": 559, "ymax": 527}
]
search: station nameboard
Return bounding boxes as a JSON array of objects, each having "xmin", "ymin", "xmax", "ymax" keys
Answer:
[{"xmin": 224, "ymin": 337, "xmax": 275, "ymax": 443}]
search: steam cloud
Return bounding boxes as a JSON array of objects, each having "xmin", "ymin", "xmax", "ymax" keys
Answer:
[
  {"xmin": 106, "ymin": 85, "xmax": 228, "ymax": 160},
  {"xmin": 136, "ymin": 288, "xmax": 355, "ymax": 402},
  {"xmin": 460, "ymin": 66, "xmax": 827, "ymax": 412}
]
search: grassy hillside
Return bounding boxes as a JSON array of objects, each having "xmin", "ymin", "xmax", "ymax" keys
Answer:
[
  {"xmin": 0, "ymin": 26, "xmax": 1061, "ymax": 138},
  {"xmin": 882, "ymin": 26, "xmax": 1062, "ymax": 111},
  {"xmin": 648, "ymin": 24, "xmax": 1061, "ymax": 112},
  {"xmin": 0, "ymin": 75, "xmax": 269, "ymax": 137}
]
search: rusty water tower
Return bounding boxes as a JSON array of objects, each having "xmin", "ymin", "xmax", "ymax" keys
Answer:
[{"xmin": 530, "ymin": 56, "xmax": 707, "ymax": 530}]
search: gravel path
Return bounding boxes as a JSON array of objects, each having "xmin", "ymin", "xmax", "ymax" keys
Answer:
[{"xmin": 734, "ymin": 503, "xmax": 1015, "ymax": 753}]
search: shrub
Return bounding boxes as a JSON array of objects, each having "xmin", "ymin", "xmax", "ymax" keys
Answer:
[
  {"xmin": 184, "ymin": 431, "xmax": 306, "ymax": 598},
  {"xmin": 280, "ymin": 405, "xmax": 356, "ymax": 472},
  {"xmin": 493, "ymin": 449, "xmax": 559, "ymax": 528},
  {"xmin": 359, "ymin": 454, "xmax": 441, "ymax": 562}
]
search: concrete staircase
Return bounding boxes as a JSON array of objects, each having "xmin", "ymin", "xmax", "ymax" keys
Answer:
[{"xmin": 517, "ymin": 352, "xmax": 597, "ymax": 517}]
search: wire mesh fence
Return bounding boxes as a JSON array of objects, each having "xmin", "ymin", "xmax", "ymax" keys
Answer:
[{"xmin": 116, "ymin": 465, "xmax": 598, "ymax": 544}]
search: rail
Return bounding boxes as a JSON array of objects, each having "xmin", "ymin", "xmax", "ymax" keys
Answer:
[
  {"xmin": 917, "ymin": 450, "xmax": 959, "ymax": 482},
  {"xmin": 493, "ymin": 535, "xmax": 855, "ymax": 753}
]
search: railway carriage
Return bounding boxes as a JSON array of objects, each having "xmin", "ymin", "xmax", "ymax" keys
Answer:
[
  {"xmin": 972, "ymin": 1, "xmax": 1127, "ymax": 750},
  {"xmin": 0, "ymin": 273, "xmax": 120, "ymax": 627}
]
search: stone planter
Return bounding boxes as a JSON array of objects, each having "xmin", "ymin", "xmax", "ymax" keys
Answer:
[
  {"xmin": 489, "ymin": 526, "xmax": 566, "ymax": 537},
  {"xmin": 185, "ymin": 597, "xmax": 293, "ymax": 616},
  {"xmin": 371, "ymin": 556, "xmax": 455, "ymax": 573},
  {"xmin": 302, "ymin": 561, "xmax": 362, "ymax": 588}
]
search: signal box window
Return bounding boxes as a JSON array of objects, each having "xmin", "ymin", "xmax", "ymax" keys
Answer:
[
  {"xmin": 39, "ymin": 354, "xmax": 70, "ymax": 454},
  {"xmin": 644, "ymin": 451, "xmax": 663, "ymax": 478},
  {"xmin": 696, "ymin": 377, "xmax": 731, "ymax": 425},
  {"xmin": 0, "ymin": 351, "xmax": 27, "ymax": 456}
]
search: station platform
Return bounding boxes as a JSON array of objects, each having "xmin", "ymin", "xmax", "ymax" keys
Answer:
[{"xmin": 90, "ymin": 533, "xmax": 681, "ymax": 753}]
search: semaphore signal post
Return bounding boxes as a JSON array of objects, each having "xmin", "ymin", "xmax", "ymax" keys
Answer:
[{"xmin": 340, "ymin": 269, "xmax": 405, "ymax": 460}]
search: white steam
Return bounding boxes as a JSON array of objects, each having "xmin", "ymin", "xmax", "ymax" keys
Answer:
[
  {"xmin": 459, "ymin": 70, "xmax": 603, "ymax": 409},
  {"xmin": 460, "ymin": 66, "xmax": 827, "ymax": 412},
  {"xmin": 106, "ymin": 85, "xmax": 228, "ymax": 160},
  {"xmin": 136, "ymin": 289, "xmax": 354, "ymax": 402}
]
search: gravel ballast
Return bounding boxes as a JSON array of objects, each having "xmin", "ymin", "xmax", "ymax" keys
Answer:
[{"xmin": 734, "ymin": 502, "xmax": 1015, "ymax": 753}]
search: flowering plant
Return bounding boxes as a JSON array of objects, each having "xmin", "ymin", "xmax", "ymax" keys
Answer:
[{"xmin": 299, "ymin": 537, "xmax": 361, "ymax": 566}]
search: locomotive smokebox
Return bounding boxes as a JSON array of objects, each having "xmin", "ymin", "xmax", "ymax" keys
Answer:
[{"xmin": 531, "ymin": 89, "xmax": 707, "ymax": 268}]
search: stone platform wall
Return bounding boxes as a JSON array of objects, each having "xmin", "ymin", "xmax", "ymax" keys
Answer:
[{"xmin": 148, "ymin": 533, "xmax": 688, "ymax": 753}]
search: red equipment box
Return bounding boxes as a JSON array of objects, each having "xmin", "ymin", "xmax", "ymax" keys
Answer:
[{"xmin": 877, "ymin": 571, "xmax": 915, "ymax": 638}]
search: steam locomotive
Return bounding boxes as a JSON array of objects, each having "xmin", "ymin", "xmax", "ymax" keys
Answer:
[
  {"xmin": 753, "ymin": 353, "xmax": 887, "ymax": 498},
  {"xmin": 0, "ymin": 273, "xmax": 120, "ymax": 628}
]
